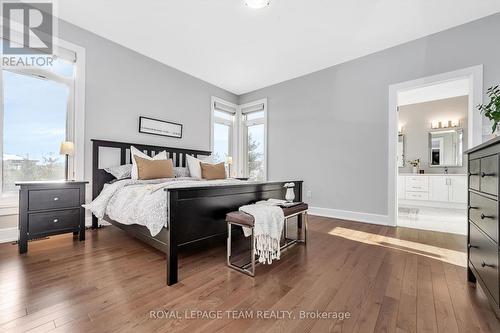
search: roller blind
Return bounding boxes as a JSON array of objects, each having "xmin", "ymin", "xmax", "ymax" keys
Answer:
[
  {"xmin": 241, "ymin": 103, "xmax": 265, "ymax": 114},
  {"xmin": 214, "ymin": 100, "xmax": 237, "ymax": 114},
  {"xmin": 2, "ymin": 32, "xmax": 76, "ymax": 62}
]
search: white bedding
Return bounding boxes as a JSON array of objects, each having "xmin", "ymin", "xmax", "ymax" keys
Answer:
[{"xmin": 84, "ymin": 177, "xmax": 246, "ymax": 237}]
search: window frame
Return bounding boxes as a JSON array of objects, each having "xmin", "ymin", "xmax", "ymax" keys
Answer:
[
  {"xmin": 210, "ymin": 97, "xmax": 238, "ymax": 173},
  {"xmin": 239, "ymin": 99, "xmax": 268, "ymax": 180},
  {"xmin": 0, "ymin": 35, "xmax": 85, "ymax": 211}
]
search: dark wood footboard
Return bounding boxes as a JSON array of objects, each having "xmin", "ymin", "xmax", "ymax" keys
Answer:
[
  {"xmin": 91, "ymin": 138, "xmax": 303, "ymax": 286},
  {"xmin": 165, "ymin": 181, "xmax": 302, "ymax": 285}
]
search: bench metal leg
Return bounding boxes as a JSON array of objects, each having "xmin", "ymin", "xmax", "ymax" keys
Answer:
[
  {"xmin": 227, "ymin": 222, "xmax": 255, "ymax": 277},
  {"xmin": 226, "ymin": 210, "xmax": 308, "ymax": 277}
]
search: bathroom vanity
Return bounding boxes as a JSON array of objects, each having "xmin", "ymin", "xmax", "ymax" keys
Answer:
[{"xmin": 398, "ymin": 174, "xmax": 467, "ymax": 208}]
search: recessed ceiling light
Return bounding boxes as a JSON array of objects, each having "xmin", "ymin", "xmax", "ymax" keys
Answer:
[{"xmin": 245, "ymin": 0, "xmax": 271, "ymax": 9}]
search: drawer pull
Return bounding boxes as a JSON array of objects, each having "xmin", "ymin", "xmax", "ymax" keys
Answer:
[
  {"xmin": 53, "ymin": 219, "xmax": 59, "ymax": 223},
  {"xmin": 480, "ymin": 213, "xmax": 493, "ymax": 219},
  {"xmin": 53, "ymin": 197, "xmax": 59, "ymax": 201},
  {"xmin": 481, "ymin": 261, "xmax": 495, "ymax": 268},
  {"xmin": 481, "ymin": 172, "xmax": 496, "ymax": 178},
  {"xmin": 468, "ymin": 206, "xmax": 478, "ymax": 210},
  {"xmin": 468, "ymin": 244, "xmax": 478, "ymax": 249},
  {"xmin": 469, "ymin": 172, "xmax": 479, "ymax": 176}
]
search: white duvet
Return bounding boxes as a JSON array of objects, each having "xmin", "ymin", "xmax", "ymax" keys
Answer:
[{"xmin": 84, "ymin": 177, "xmax": 245, "ymax": 237}]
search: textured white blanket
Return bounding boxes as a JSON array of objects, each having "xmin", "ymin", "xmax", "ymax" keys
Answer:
[
  {"xmin": 84, "ymin": 177, "xmax": 246, "ymax": 236},
  {"xmin": 240, "ymin": 200, "xmax": 285, "ymax": 264}
]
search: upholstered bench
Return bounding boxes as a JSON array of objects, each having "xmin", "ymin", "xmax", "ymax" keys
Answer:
[{"xmin": 226, "ymin": 203, "xmax": 308, "ymax": 277}]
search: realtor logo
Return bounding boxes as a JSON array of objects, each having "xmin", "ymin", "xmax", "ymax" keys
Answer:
[{"xmin": 2, "ymin": 1, "xmax": 53, "ymax": 54}]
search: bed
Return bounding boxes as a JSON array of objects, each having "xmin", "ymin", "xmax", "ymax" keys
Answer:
[{"xmin": 90, "ymin": 139, "xmax": 303, "ymax": 285}]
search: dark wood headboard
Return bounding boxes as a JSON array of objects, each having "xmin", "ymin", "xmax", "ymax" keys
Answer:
[{"xmin": 91, "ymin": 139, "xmax": 211, "ymax": 201}]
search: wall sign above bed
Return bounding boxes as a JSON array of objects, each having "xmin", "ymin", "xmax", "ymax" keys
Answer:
[{"xmin": 139, "ymin": 116, "xmax": 183, "ymax": 139}]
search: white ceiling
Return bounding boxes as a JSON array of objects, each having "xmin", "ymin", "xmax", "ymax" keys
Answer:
[
  {"xmin": 398, "ymin": 79, "xmax": 470, "ymax": 106},
  {"xmin": 57, "ymin": 1, "xmax": 500, "ymax": 95}
]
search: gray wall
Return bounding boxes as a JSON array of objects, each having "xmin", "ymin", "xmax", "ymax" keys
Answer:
[
  {"xmin": 399, "ymin": 96, "xmax": 468, "ymax": 174},
  {"xmin": 0, "ymin": 20, "xmax": 237, "ymax": 231},
  {"xmin": 239, "ymin": 13, "xmax": 500, "ymax": 217},
  {"xmin": 57, "ymin": 20, "xmax": 237, "ymax": 181}
]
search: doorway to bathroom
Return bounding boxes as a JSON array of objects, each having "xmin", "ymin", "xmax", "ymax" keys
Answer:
[{"xmin": 388, "ymin": 66, "xmax": 484, "ymax": 234}]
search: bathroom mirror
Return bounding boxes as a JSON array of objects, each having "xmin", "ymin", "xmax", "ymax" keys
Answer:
[
  {"xmin": 398, "ymin": 134, "xmax": 405, "ymax": 167},
  {"xmin": 428, "ymin": 128, "xmax": 463, "ymax": 167}
]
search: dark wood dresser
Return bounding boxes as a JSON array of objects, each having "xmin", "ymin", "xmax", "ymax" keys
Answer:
[
  {"xmin": 16, "ymin": 181, "xmax": 88, "ymax": 254},
  {"xmin": 466, "ymin": 138, "xmax": 500, "ymax": 317}
]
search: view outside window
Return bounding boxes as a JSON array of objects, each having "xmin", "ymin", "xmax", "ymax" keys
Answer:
[
  {"xmin": 2, "ymin": 69, "xmax": 69, "ymax": 192},
  {"xmin": 247, "ymin": 123, "xmax": 265, "ymax": 180},
  {"xmin": 213, "ymin": 122, "xmax": 230, "ymax": 163},
  {"xmin": 211, "ymin": 100, "xmax": 266, "ymax": 181}
]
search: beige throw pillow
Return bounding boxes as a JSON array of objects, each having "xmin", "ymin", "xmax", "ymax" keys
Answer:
[
  {"xmin": 200, "ymin": 162, "xmax": 226, "ymax": 180},
  {"xmin": 133, "ymin": 156, "xmax": 174, "ymax": 180}
]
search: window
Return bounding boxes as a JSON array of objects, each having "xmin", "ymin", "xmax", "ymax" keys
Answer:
[
  {"xmin": 241, "ymin": 101, "xmax": 267, "ymax": 181},
  {"xmin": 0, "ymin": 43, "xmax": 80, "ymax": 202},
  {"xmin": 211, "ymin": 98, "xmax": 267, "ymax": 181},
  {"xmin": 211, "ymin": 98, "xmax": 236, "ymax": 165}
]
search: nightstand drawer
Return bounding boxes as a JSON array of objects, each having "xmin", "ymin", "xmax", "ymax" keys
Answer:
[
  {"xmin": 28, "ymin": 188, "xmax": 80, "ymax": 211},
  {"xmin": 28, "ymin": 209, "xmax": 80, "ymax": 235}
]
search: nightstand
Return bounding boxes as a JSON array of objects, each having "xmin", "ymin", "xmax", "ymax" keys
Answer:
[{"xmin": 16, "ymin": 181, "xmax": 88, "ymax": 254}]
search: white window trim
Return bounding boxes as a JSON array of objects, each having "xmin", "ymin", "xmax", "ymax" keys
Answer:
[
  {"xmin": 211, "ymin": 97, "xmax": 268, "ymax": 180},
  {"xmin": 210, "ymin": 97, "xmax": 238, "ymax": 174},
  {"xmin": 0, "ymin": 34, "xmax": 85, "ymax": 213},
  {"xmin": 239, "ymin": 99, "xmax": 268, "ymax": 180}
]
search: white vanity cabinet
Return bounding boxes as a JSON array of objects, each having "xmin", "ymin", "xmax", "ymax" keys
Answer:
[
  {"xmin": 448, "ymin": 175, "xmax": 467, "ymax": 203},
  {"xmin": 399, "ymin": 174, "xmax": 467, "ymax": 207},
  {"xmin": 429, "ymin": 176, "xmax": 449, "ymax": 202}
]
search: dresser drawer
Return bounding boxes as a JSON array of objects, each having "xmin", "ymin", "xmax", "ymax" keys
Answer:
[
  {"xmin": 28, "ymin": 209, "xmax": 80, "ymax": 235},
  {"xmin": 405, "ymin": 191, "xmax": 429, "ymax": 201},
  {"xmin": 480, "ymin": 155, "xmax": 498, "ymax": 196},
  {"xmin": 405, "ymin": 177, "xmax": 429, "ymax": 192},
  {"xmin": 469, "ymin": 158, "xmax": 480, "ymax": 191},
  {"xmin": 469, "ymin": 223, "xmax": 499, "ymax": 305},
  {"xmin": 28, "ymin": 188, "xmax": 80, "ymax": 211},
  {"xmin": 469, "ymin": 192, "xmax": 498, "ymax": 242}
]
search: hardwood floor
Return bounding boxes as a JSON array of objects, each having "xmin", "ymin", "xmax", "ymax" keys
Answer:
[{"xmin": 0, "ymin": 216, "xmax": 498, "ymax": 333}]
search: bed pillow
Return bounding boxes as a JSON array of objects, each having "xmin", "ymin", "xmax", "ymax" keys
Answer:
[
  {"xmin": 104, "ymin": 164, "xmax": 132, "ymax": 180},
  {"xmin": 186, "ymin": 154, "xmax": 213, "ymax": 179},
  {"xmin": 134, "ymin": 156, "xmax": 174, "ymax": 180},
  {"xmin": 131, "ymin": 146, "xmax": 167, "ymax": 180},
  {"xmin": 200, "ymin": 162, "xmax": 226, "ymax": 180},
  {"xmin": 173, "ymin": 167, "xmax": 190, "ymax": 178}
]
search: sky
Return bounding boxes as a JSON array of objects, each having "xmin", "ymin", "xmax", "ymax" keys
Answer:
[{"xmin": 2, "ymin": 59, "xmax": 73, "ymax": 164}]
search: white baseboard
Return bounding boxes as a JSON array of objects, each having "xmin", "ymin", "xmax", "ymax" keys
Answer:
[
  {"xmin": 0, "ymin": 227, "xmax": 18, "ymax": 243},
  {"xmin": 309, "ymin": 206, "xmax": 390, "ymax": 226}
]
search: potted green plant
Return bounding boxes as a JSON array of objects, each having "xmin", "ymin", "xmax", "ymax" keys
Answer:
[
  {"xmin": 478, "ymin": 85, "xmax": 500, "ymax": 135},
  {"xmin": 407, "ymin": 159, "xmax": 420, "ymax": 174}
]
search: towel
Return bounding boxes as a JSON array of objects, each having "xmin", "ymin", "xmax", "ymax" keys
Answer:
[{"xmin": 239, "ymin": 200, "xmax": 285, "ymax": 264}]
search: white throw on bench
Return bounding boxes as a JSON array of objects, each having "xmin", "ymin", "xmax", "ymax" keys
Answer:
[
  {"xmin": 239, "ymin": 200, "xmax": 286, "ymax": 264},
  {"xmin": 226, "ymin": 200, "xmax": 309, "ymax": 277}
]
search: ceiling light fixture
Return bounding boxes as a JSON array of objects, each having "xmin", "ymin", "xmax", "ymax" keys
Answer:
[{"xmin": 245, "ymin": 0, "xmax": 271, "ymax": 9}]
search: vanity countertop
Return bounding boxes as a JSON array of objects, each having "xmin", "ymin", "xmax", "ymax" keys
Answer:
[{"xmin": 399, "ymin": 173, "xmax": 467, "ymax": 176}]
